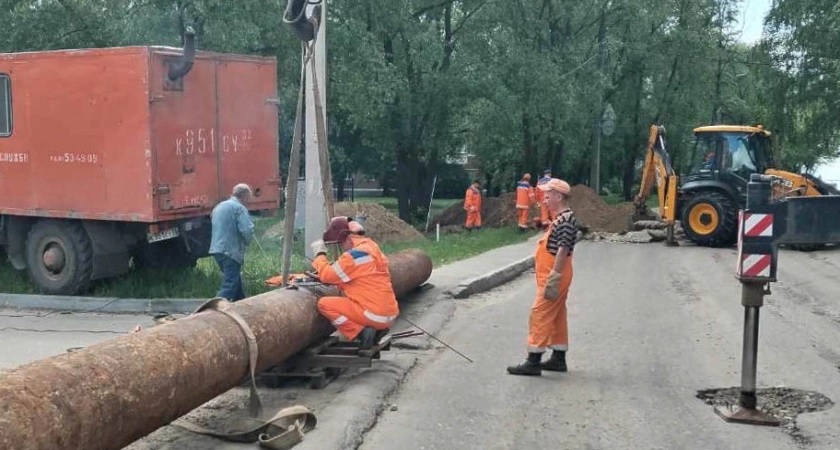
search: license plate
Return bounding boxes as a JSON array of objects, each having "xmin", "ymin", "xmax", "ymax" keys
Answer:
[{"xmin": 147, "ymin": 227, "xmax": 180, "ymax": 243}]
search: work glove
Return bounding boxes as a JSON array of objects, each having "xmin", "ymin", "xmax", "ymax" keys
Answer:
[
  {"xmin": 310, "ymin": 239, "xmax": 328, "ymax": 257},
  {"xmin": 544, "ymin": 270, "xmax": 561, "ymax": 301}
]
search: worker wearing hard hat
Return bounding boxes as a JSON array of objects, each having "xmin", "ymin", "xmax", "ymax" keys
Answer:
[
  {"xmin": 463, "ymin": 179, "xmax": 482, "ymax": 231},
  {"xmin": 535, "ymin": 169, "xmax": 553, "ymax": 229},
  {"xmin": 507, "ymin": 178, "xmax": 580, "ymax": 376},
  {"xmin": 309, "ymin": 216, "xmax": 398, "ymax": 349},
  {"xmin": 515, "ymin": 173, "xmax": 535, "ymax": 231}
]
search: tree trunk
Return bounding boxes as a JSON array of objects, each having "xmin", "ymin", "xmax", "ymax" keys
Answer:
[
  {"xmin": 623, "ymin": 68, "xmax": 645, "ymax": 201},
  {"xmin": 522, "ymin": 113, "xmax": 537, "ymax": 178}
]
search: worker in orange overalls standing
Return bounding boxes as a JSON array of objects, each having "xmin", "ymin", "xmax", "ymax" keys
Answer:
[
  {"xmin": 310, "ymin": 216, "xmax": 398, "ymax": 349},
  {"xmin": 507, "ymin": 178, "xmax": 580, "ymax": 376},
  {"xmin": 515, "ymin": 173, "xmax": 535, "ymax": 232},
  {"xmin": 535, "ymin": 169, "xmax": 554, "ymax": 229},
  {"xmin": 463, "ymin": 179, "xmax": 482, "ymax": 232}
]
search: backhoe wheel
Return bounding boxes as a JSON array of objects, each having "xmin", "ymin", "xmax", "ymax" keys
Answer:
[
  {"xmin": 25, "ymin": 220, "xmax": 94, "ymax": 295},
  {"xmin": 681, "ymin": 192, "xmax": 738, "ymax": 247}
]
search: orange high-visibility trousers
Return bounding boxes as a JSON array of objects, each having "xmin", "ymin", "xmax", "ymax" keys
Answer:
[
  {"xmin": 317, "ymin": 296, "xmax": 397, "ymax": 341},
  {"xmin": 466, "ymin": 210, "xmax": 482, "ymax": 228},
  {"xmin": 517, "ymin": 208, "xmax": 530, "ymax": 229},
  {"xmin": 527, "ymin": 260, "xmax": 573, "ymax": 352}
]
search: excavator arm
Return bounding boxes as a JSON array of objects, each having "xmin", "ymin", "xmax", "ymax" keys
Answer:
[{"xmin": 633, "ymin": 124, "xmax": 678, "ymax": 226}]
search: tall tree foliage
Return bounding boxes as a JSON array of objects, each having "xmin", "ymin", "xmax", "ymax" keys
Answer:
[{"xmin": 2, "ymin": 0, "xmax": 840, "ymax": 221}]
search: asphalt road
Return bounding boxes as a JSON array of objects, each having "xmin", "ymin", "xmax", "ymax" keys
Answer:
[
  {"xmin": 359, "ymin": 241, "xmax": 840, "ymax": 450},
  {"xmin": 0, "ymin": 309, "xmax": 155, "ymax": 370},
  {"xmin": 4, "ymin": 239, "xmax": 840, "ymax": 450}
]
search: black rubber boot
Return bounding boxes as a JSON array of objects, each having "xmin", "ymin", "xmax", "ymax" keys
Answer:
[
  {"xmin": 357, "ymin": 327, "xmax": 377, "ymax": 350},
  {"xmin": 506, "ymin": 352, "xmax": 543, "ymax": 376},
  {"xmin": 540, "ymin": 350, "xmax": 567, "ymax": 372}
]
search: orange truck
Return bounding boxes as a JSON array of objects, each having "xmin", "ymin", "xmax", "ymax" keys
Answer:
[{"xmin": 0, "ymin": 32, "xmax": 281, "ymax": 295}]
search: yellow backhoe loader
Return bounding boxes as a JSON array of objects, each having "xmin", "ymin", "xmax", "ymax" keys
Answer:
[{"xmin": 632, "ymin": 124, "xmax": 839, "ymax": 248}]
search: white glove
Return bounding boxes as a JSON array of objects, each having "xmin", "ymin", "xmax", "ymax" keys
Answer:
[
  {"xmin": 544, "ymin": 270, "xmax": 561, "ymax": 301},
  {"xmin": 310, "ymin": 239, "xmax": 328, "ymax": 256}
]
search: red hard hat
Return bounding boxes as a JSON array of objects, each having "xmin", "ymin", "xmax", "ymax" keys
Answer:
[{"xmin": 323, "ymin": 216, "xmax": 351, "ymax": 243}]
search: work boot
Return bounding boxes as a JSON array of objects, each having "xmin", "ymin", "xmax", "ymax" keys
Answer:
[
  {"xmin": 357, "ymin": 327, "xmax": 377, "ymax": 350},
  {"xmin": 506, "ymin": 352, "xmax": 543, "ymax": 376},
  {"xmin": 540, "ymin": 350, "xmax": 567, "ymax": 372}
]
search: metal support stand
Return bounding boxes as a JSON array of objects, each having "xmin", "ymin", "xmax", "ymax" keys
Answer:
[
  {"xmin": 714, "ymin": 282, "xmax": 780, "ymax": 426},
  {"xmin": 259, "ymin": 329, "xmax": 422, "ymax": 389},
  {"xmin": 665, "ymin": 223, "xmax": 679, "ymax": 247}
]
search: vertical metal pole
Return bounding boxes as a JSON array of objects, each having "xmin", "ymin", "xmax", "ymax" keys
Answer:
[
  {"xmin": 739, "ymin": 285, "xmax": 762, "ymax": 410},
  {"xmin": 715, "ymin": 175, "xmax": 779, "ymax": 426},
  {"xmin": 590, "ymin": 8, "xmax": 606, "ymax": 194},
  {"xmin": 304, "ymin": 2, "xmax": 327, "ymax": 258}
]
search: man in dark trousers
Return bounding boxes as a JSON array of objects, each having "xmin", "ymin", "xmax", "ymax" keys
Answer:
[{"xmin": 209, "ymin": 183, "xmax": 255, "ymax": 301}]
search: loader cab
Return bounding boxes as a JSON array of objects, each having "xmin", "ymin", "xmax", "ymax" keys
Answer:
[
  {"xmin": 674, "ymin": 125, "xmax": 773, "ymax": 247},
  {"xmin": 685, "ymin": 126, "xmax": 773, "ymax": 199}
]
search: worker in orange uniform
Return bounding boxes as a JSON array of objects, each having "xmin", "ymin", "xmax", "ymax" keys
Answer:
[
  {"xmin": 507, "ymin": 178, "xmax": 580, "ymax": 376},
  {"xmin": 515, "ymin": 173, "xmax": 535, "ymax": 232},
  {"xmin": 535, "ymin": 169, "xmax": 553, "ymax": 229},
  {"xmin": 463, "ymin": 179, "xmax": 482, "ymax": 232},
  {"xmin": 310, "ymin": 216, "xmax": 398, "ymax": 349}
]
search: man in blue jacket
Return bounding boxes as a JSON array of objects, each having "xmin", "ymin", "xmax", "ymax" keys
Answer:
[{"xmin": 209, "ymin": 183, "xmax": 255, "ymax": 301}]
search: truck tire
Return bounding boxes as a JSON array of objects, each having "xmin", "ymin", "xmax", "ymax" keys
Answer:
[
  {"xmin": 680, "ymin": 191, "xmax": 738, "ymax": 247},
  {"xmin": 25, "ymin": 220, "xmax": 93, "ymax": 295}
]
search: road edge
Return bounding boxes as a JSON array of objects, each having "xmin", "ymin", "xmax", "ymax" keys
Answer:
[{"xmin": 445, "ymin": 255, "xmax": 534, "ymax": 299}]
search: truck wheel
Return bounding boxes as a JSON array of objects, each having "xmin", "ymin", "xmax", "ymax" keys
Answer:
[
  {"xmin": 25, "ymin": 220, "xmax": 93, "ymax": 295},
  {"xmin": 680, "ymin": 192, "xmax": 738, "ymax": 247}
]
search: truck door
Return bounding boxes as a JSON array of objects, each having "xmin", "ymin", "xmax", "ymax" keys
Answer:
[
  {"xmin": 150, "ymin": 55, "xmax": 220, "ymax": 214},
  {"xmin": 215, "ymin": 58, "xmax": 280, "ymax": 211}
]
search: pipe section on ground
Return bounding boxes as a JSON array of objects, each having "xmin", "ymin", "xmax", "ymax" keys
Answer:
[{"xmin": 0, "ymin": 248, "xmax": 433, "ymax": 450}]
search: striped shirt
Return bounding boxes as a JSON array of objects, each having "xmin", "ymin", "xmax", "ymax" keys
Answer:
[{"xmin": 546, "ymin": 209, "xmax": 579, "ymax": 255}]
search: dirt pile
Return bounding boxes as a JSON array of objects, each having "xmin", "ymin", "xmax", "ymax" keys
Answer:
[
  {"xmin": 567, "ymin": 185, "xmax": 635, "ymax": 233},
  {"xmin": 431, "ymin": 192, "xmax": 529, "ymax": 229},
  {"xmin": 432, "ymin": 185, "xmax": 636, "ymax": 233},
  {"xmin": 335, "ymin": 202, "xmax": 425, "ymax": 243}
]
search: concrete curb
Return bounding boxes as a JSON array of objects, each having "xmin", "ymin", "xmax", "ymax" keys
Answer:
[
  {"xmin": 444, "ymin": 255, "xmax": 535, "ymax": 299},
  {"xmin": 0, "ymin": 294, "xmax": 204, "ymax": 315},
  {"xmin": 0, "ymin": 251, "xmax": 536, "ymax": 315}
]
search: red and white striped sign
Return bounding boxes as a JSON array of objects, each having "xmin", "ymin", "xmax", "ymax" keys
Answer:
[
  {"xmin": 740, "ymin": 254, "xmax": 772, "ymax": 278},
  {"xmin": 743, "ymin": 213, "xmax": 773, "ymax": 237}
]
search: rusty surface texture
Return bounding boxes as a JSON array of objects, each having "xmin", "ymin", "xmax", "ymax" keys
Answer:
[{"xmin": 0, "ymin": 249, "xmax": 433, "ymax": 450}]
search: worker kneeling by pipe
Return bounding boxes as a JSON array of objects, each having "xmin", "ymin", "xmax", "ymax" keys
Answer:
[{"xmin": 310, "ymin": 216, "xmax": 398, "ymax": 349}]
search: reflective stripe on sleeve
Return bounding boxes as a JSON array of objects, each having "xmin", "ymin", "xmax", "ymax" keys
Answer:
[{"xmin": 331, "ymin": 261, "xmax": 351, "ymax": 282}]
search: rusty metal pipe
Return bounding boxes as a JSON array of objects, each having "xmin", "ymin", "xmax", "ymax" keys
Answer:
[{"xmin": 0, "ymin": 249, "xmax": 432, "ymax": 450}]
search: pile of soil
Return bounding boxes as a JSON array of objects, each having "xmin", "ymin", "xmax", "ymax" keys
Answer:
[
  {"xmin": 432, "ymin": 185, "xmax": 636, "ymax": 233},
  {"xmin": 567, "ymin": 185, "xmax": 635, "ymax": 233},
  {"xmin": 431, "ymin": 192, "xmax": 529, "ymax": 229},
  {"xmin": 335, "ymin": 202, "xmax": 425, "ymax": 244}
]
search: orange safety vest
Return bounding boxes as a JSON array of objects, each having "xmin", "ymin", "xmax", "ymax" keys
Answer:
[
  {"xmin": 515, "ymin": 181, "xmax": 534, "ymax": 209},
  {"xmin": 312, "ymin": 235, "xmax": 399, "ymax": 317},
  {"xmin": 464, "ymin": 186, "xmax": 481, "ymax": 211}
]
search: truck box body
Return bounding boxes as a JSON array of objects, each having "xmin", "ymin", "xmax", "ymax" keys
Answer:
[
  {"xmin": 0, "ymin": 44, "xmax": 282, "ymax": 294},
  {"xmin": 0, "ymin": 46, "xmax": 280, "ymax": 222}
]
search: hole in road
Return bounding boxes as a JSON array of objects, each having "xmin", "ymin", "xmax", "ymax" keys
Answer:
[{"xmin": 696, "ymin": 387, "xmax": 834, "ymax": 447}]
